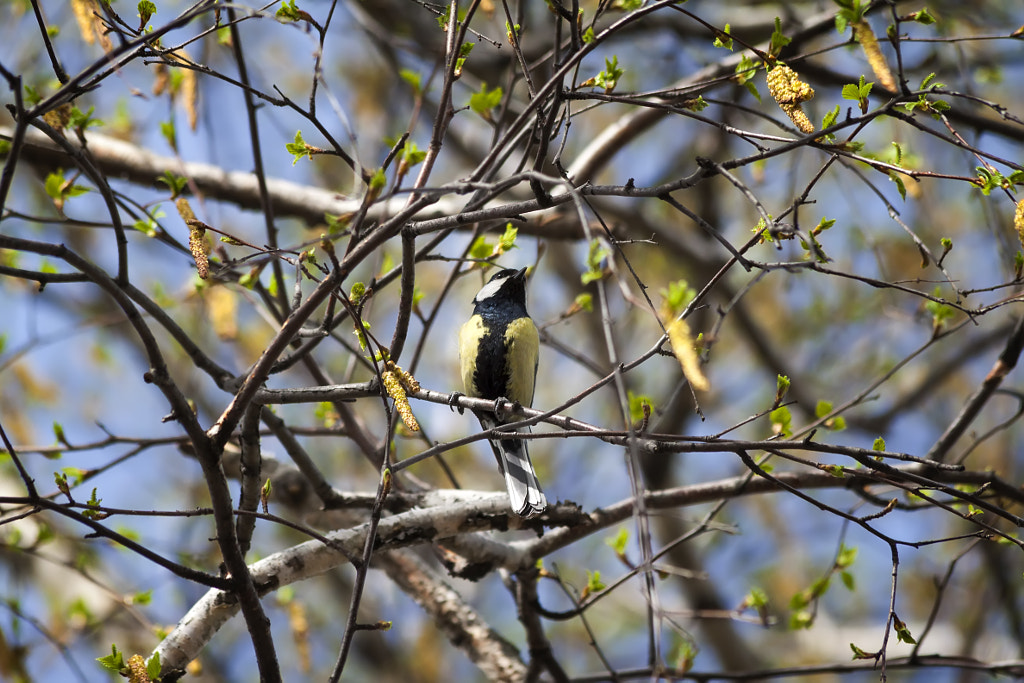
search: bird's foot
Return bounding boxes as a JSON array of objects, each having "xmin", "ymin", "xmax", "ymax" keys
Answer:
[
  {"xmin": 448, "ymin": 391, "xmax": 466, "ymax": 415},
  {"xmin": 493, "ymin": 397, "xmax": 521, "ymax": 420}
]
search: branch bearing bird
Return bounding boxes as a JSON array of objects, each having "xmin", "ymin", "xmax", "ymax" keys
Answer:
[{"xmin": 458, "ymin": 267, "xmax": 547, "ymax": 517}]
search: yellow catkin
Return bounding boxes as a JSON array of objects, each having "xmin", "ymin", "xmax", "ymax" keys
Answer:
[
  {"xmin": 42, "ymin": 104, "xmax": 73, "ymax": 133},
  {"xmin": 766, "ymin": 63, "xmax": 816, "ymax": 134},
  {"xmin": 152, "ymin": 61, "xmax": 169, "ymax": 96},
  {"xmin": 179, "ymin": 62, "xmax": 199, "ymax": 131},
  {"xmin": 665, "ymin": 318, "xmax": 710, "ymax": 391},
  {"xmin": 288, "ymin": 601, "xmax": 311, "ymax": 673},
  {"xmin": 126, "ymin": 654, "xmax": 151, "ymax": 683},
  {"xmin": 204, "ymin": 286, "xmax": 238, "ymax": 340},
  {"xmin": 853, "ymin": 20, "xmax": 896, "ymax": 92},
  {"xmin": 181, "ymin": 199, "xmax": 210, "ymax": 280},
  {"xmin": 1015, "ymin": 199, "xmax": 1024, "ymax": 248},
  {"xmin": 383, "ymin": 370, "xmax": 420, "ymax": 432},
  {"xmin": 71, "ymin": 0, "xmax": 96, "ymax": 45}
]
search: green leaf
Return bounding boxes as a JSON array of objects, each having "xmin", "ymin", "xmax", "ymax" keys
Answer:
[
  {"xmin": 713, "ymin": 23, "xmax": 733, "ymax": 50},
  {"xmin": 815, "ymin": 400, "xmax": 833, "ymax": 418},
  {"xmin": 840, "ymin": 570, "xmax": 855, "ymax": 590},
  {"xmin": 769, "ymin": 17, "xmax": 791, "ymax": 57},
  {"xmin": 661, "ymin": 279, "xmax": 696, "ymax": 314},
  {"xmin": 850, "ymin": 642, "xmax": 874, "ymax": 660},
  {"xmin": 574, "ymin": 293, "xmax": 593, "ymax": 312},
  {"xmin": 627, "ymin": 391, "xmax": 654, "ymax": 423},
  {"xmin": 468, "ymin": 83, "xmax": 503, "ymax": 120},
  {"xmin": 275, "ymin": 0, "xmax": 302, "ymax": 22},
  {"xmin": 137, "ymin": 1, "xmax": 156, "ymax": 26},
  {"xmin": 44, "ymin": 171, "xmax": 64, "ymax": 200},
  {"xmin": 468, "ymin": 236, "xmax": 493, "ymax": 261},
  {"xmin": 401, "ymin": 142, "xmax": 427, "ymax": 169},
  {"xmin": 286, "ymin": 130, "xmax": 313, "ymax": 165},
  {"xmin": 606, "ymin": 528, "xmax": 629, "ymax": 556},
  {"xmin": 775, "ymin": 374, "xmax": 790, "ymax": 402},
  {"xmin": 872, "ymin": 436, "xmax": 886, "ymax": 451},
  {"xmin": 790, "ymin": 609, "xmax": 813, "ymax": 630},
  {"xmin": 146, "ymin": 652, "xmax": 162, "ymax": 679},
  {"xmin": 585, "ymin": 569, "xmax": 606, "ymax": 594},
  {"xmin": 909, "ymin": 8, "xmax": 936, "ymax": 25},
  {"xmin": 497, "ymin": 223, "xmax": 518, "ymax": 252},
  {"xmin": 581, "ymin": 239, "xmax": 609, "ymax": 284},
  {"xmin": 68, "ymin": 106, "xmax": 102, "ymax": 131},
  {"xmin": 888, "ymin": 172, "xmax": 907, "ymax": 201},
  {"xmin": 160, "ymin": 119, "xmax": 176, "ymax": 149},
  {"xmin": 156, "ymin": 171, "xmax": 188, "ymax": 198},
  {"xmin": 821, "ymin": 104, "xmax": 840, "ymax": 130},
  {"xmin": 582, "ymin": 26, "xmax": 595, "ymax": 43},
  {"xmin": 769, "ymin": 406, "xmax": 792, "ymax": 437},
  {"xmin": 836, "ymin": 543, "xmax": 858, "ymax": 568},
  {"xmin": 893, "ymin": 616, "xmax": 916, "ymax": 644},
  {"xmin": 746, "ymin": 586, "xmax": 769, "ymax": 608},
  {"xmin": 592, "ymin": 55, "xmax": 624, "ymax": 93},
  {"xmin": 23, "ymin": 84, "xmax": 42, "ymax": 106},
  {"xmin": 399, "ymin": 69, "xmax": 422, "ymax": 93},
  {"xmin": 96, "ymin": 644, "xmax": 125, "ymax": 672}
]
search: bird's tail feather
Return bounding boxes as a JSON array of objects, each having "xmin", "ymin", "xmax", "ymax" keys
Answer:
[{"xmin": 480, "ymin": 416, "xmax": 547, "ymax": 517}]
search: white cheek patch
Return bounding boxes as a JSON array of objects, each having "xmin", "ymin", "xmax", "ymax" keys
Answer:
[{"xmin": 473, "ymin": 275, "xmax": 510, "ymax": 303}]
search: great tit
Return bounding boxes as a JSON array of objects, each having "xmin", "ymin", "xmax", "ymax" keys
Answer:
[{"xmin": 458, "ymin": 267, "xmax": 547, "ymax": 517}]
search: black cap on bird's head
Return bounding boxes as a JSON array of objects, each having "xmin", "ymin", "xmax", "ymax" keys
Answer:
[{"xmin": 471, "ymin": 267, "xmax": 529, "ymax": 310}]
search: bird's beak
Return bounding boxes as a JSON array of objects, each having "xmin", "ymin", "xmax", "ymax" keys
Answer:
[{"xmin": 515, "ymin": 266, "xmax": 529, "ymax": 281}]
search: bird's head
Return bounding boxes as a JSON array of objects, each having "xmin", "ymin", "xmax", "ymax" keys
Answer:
[{"xmin": 471, "ymin": 267, "xmax": 530, "ymax": 313}]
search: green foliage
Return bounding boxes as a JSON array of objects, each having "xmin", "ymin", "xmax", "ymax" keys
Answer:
[
  {"xmin": 925, "ymin": 287, "xmax": 955, "ymax": 329},
  {"xmin": 160, "ymin": 119, "xmax": 176, "ymax": 149},
  {"xmin": 157, "ymin": 170, "xmax": 188, "ymax": 198},
  {"xmin": 353, "ymin": 319, "xmax": 370, "ymax": 351},
  {"xmin": 627, "ymin": 391, "xmax": 654, "ymax": 423},
  {"xmin": 734, "ymin": 55, "xmax": 761, "ymax": 100},
  {"xmin": 893, "ymin": 615, "xmax": 917, "ymax": 644},
  {"xmin": 137, "ymin": 0, "xmax": 156, "ymax": 27},
  {"xmin": 713, "ymin": 23, "xmax": 733, "ymax": 50},
  {"xmin": 661, "ymin": 279, "xmax": 696, "ymax": 315},
  {"xmin": 581, "ymin": 239, "xmax": 610, "ymax": 284},
  {"xmin": 850, "ymin": 642, "xmax": 874, "ymax": 660},
  {"xmin": 23, "ymin": 83, "xmax": 42, "ymax": 105},
  {"xmin": 606, "ymin": 527, "xmax": 629, "ymax": 557},
  {"xmin": 68, "ymin": 106, "xmax": 103, "ymax": 132},
  {"xmin": 769, "ymin": 406, "xmax": 792, "ymax": 437},
  {"xmin": 584, "ymin": 569, "xmax": 606, "ymax": 594},
  {"xmin": 132, "ymin": 205, "xmax": 165, "ymax": 237},
  {"xmin": 872, "ymin": 436, "xmax": 886, "ymax": 451},
  {"xmin": 815, "ymin": 400, "xmax": 846, "ymax": 431},
  {"xmin": 96, "ymin": 644, "xmax": 126, "ymax": 672},
  {"xmin": 842, "ymin": 75, "xmax": 873, "ymax": 105},
  {"xmin": 400, "ymin": 141, "xmax": 427, "ymax": 170},
  {"xmin": 833, "ymin": 0, "xmax": 866, "ymax": 34},
  {"xmin": 399, "ymin": 69, "xmax": 422, "ymax": 94},
  {"xmin": 454, "ymin": 42, "xmax": 474, "ymax": 76},
  {"xmin": 769, "ymin": 17, "xmax": 791, "ymax": 57},
  {"xmin": 974, "ymin": 166, "xmax": 1015, "ymax": 196},
  {"xmin": 276, "ymin": 0, "xmax": 304, "ymax": 22},
  {"xmin": 775, "ymin": 374, "xmax": 790, "ymax": 405},
  {"xmin": 44, "ymin": 169, "xmax": 90, "ymax": 206},
  {"xmin": 574, "ymin": 293, "xmax": 593, "ymax": 312},
  {"xmin": 889, "ymin": 172, "xmax": 907, "ymax": 201},
  {"xmin": 497, "ymin": 223, "xmax": 518, "ymax": 253},
  {"xmin": 468, "ymin": 83, "xmax": 503, "ymax": 121},
  {"xmin": 908, "ymin": 8, "xmax": 936, "ymax": 25},
  {"xmin": 592, "ymin": 56, "xmax": 623, "ymax": 93},
  {"xmin": 286, "ymin": 130, "xmax": 315, "ymax": 165}
]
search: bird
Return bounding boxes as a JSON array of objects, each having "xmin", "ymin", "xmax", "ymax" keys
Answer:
[{"xmin": 458, "ymin": 267, "xmax": 547, "ymax": 517}]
